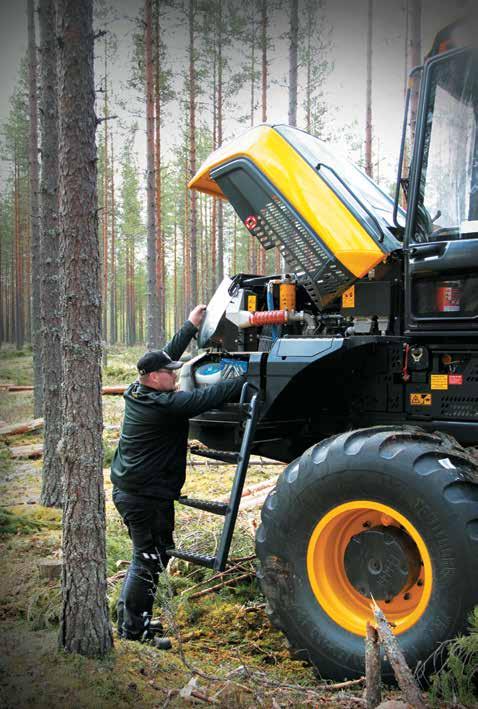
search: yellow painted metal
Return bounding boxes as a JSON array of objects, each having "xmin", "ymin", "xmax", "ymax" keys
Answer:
[
  {"xmin": 188, "ymin": 125, "xmax": 386, "ymax": 278},
  {"xmin": 247, "ymin": 294, "xmax": 257, "ymax": 312},
  {"xmin": 306, "ymin": 500, "xmax": 433, "ymax": 637},
  {"xmin": 342, "ymin": 286, "xmax": 355, "ymax": 308},
  {"xmin": 279, "ymin": 282, "xmax": 296, "ymax": 311}
]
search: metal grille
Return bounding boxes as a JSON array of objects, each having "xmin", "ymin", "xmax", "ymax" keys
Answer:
[
  {"xmin": 440, "ymin": 396, "xmax": 478, "ymax": 419},
  {"xmin": 251, "ymin": 197, "xmax": 350, "ymax": 308},
  {"xmin": 465, "ymin": 363, "xmax": 478, "ymax": 384}
]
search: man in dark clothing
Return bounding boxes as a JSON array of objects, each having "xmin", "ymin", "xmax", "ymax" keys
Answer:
[{"xmin": 111, "ymin": 305, "xmax": 245, "ymax": 643}]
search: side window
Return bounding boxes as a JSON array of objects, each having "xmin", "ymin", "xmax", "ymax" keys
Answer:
[{"xmin": 413, "ymin": 53, "xmax": 478, "ymax": 244}]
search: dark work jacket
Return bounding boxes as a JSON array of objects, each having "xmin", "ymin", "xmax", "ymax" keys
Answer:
[{"xmin": 110, "ymin": 320, "xmax": 244, "ymax": 499}]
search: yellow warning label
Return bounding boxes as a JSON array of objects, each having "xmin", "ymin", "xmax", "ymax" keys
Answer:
[
  {"xmin": 431, "ymin": 374, "xmax": 448, "ymax": 390},
  {"xmin": 247, "ymin": 295, "xmax": 257, "ymax": 313},
  {"xmin": 342, "ymin": 286, "xmax": 355, "ymax": 308},
  {"xmin": 410, "ymin": 393, "xmax": 432, "ymax": 406}
]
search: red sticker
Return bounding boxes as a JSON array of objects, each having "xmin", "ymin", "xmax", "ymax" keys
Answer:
[
  {"xmin": 449, "ymin": 374, "xmax": 463, "ymax": 385},
  {"xmin": 245, "ymin": 215, "xmax": 257, "ymax": 230}
]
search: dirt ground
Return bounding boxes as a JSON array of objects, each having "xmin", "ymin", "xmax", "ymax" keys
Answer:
[{"xmin": 0, "ymin": 346, "xmax": 454, "ymax": 708}]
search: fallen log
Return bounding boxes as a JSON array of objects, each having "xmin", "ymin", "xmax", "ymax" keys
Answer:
[
  {"xmin": 0, "ymin": 384, "xmax": 127, "ymax": 395},
  {"xmin": 10, "ymin": 443, "xmax": 44, "ymax": 459},
  {"xmin": 101, "ymin": 385, "xmax": 127, "ymax": 395},
  {"xmin": 0, "ymin": 418, "xmax": 44, "ymax": 437},
  {"xmin": 372, "ymin": 601, "xmax": 425, "ymax": 708},
  {"xmin": 322, "ymin": 677, "xmax": 365, "ymax": 691},
  {"xmin": 187, "ymin": 458, "xmax": 282, "ymax": 467}
]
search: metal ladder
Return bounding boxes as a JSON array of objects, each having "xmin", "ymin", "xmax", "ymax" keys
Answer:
[{"xmin": 167, "ymin": 383, "xmax": 261, "ymax": 572}]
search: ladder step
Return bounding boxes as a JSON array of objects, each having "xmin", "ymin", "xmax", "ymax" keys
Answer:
[
  {"xmin": 166, "ymin": 548, "xmax": 216, "ymax": 569},
  {"xmin": 178, "ymin": 496, "xmax": 229, "ymax": 516},
  {"xmin": 189, "ymin": 446, "xmax": 240, "ymax": 464}
]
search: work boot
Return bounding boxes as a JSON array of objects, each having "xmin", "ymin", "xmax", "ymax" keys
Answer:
[{"xmin": 140, "ymin": 628, "xmax": 172, "ymax": 650}]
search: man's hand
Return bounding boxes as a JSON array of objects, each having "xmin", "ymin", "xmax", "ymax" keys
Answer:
[{"xmin": 188, "ymin": 304, "xmax": 207, "ymax": 328}]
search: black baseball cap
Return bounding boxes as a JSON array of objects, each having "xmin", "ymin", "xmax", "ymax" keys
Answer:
[{"xmin": 137, "ymin": 350, "xmax": 183, "ymax": 375}]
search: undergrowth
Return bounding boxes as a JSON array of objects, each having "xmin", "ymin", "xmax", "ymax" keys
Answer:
[
  {"xmin": 0, "ymin": 507, "xmax": 61, "ymax": 535},
  {"xmin": 428, "ymin": 607, "xmax": 478, "ymax": 707}
]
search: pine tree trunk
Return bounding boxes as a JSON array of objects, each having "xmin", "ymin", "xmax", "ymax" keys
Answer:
[
  {"xmin": 216, "ymin": 1, "xmax": 224, "ymax": 284},
  {"xmin": 56, "ymin": 0, "xmax": 112, "ymax": 657},
  {"xmin": 102, "ymin": 41, "xmax": 109, "ymax": 350},
  {"xmin": 173, "ymin": 218, "xmax": 178, "ymax": 331},
  {"xmin": 250, "ymin": 0, "xmax": 256, "ymax": 128},
  {"xmin": 305, "ymin": 3, "xmax": 312, "ymax": 133},
  {"xmin": 154, "ymin": 0, "xmax": 164, "ymax": 341},
  {"xmin": 39, "ymin": 0, "xmax": 62, "ymax": 508},
  {"xmin": 189, "ymin": 0, "xmax": 198, "ymax": 308},
  {"xmin": 14, "ymin": 148, "xmax": 24, "ymax": 350},
  {"xmin": 261, "ymin": 0, "xmax": 267, "ymax": 123},
  {"xmin": 408, "ymin": 0, "xmax": 421, "ymax": 146},
  {"xmin": 233, "ymin": 212, "xmax": 237, "ymax": 274},
  {"xmin": 183, "ymin": 181, "xmax": 190, "ymax": 317},
  {"xmin": 145, "ymin": 0, "xmax": 157, "ymax": 349},
  {"xmin": 0, "ymin": 214, "xmax": 3, "ymax": 345},
  {"xmin": 260, "ymin": 0, "xmax": 268, "ymax": 274},
  {"xmin": 109, "ymin": 136, "xmax": 117, "ymax": 344},
  {"xmin": 365, "ymin": 0, "xmax": 373, "ymax": 177},
  {"xmin": 27, "ymin": 0, "xmax": 43, "ymax": 415},
  {"xmin": 288, "ymin": 0, "xmax": 298, "ymax": 127},
  {"xmin": 25, "ymin": 209, "xmax": 32, "ymax": 342}
]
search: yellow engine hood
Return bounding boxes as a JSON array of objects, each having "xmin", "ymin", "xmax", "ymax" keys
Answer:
[{"xmin": 189, "ymin": 124, "xmax": 401, "ymax": 306}]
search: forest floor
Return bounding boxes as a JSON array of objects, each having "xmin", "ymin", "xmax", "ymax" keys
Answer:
[{"xmin": 0, "ymin": 345, "xmax": 460, "ymax": 708}]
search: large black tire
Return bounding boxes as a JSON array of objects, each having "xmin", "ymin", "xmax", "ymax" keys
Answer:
[{"xmin": 255, "ymin": 426, "xmax": 478, "ymax": 681}]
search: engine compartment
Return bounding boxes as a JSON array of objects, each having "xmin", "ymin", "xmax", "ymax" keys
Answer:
[{"xmin": 195, "ymin": 268, "xmax": 401, "ymax": 358}]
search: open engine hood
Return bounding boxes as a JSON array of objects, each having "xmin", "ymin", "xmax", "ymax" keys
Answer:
[{"xmin": 189, "ymin": 124, "xmax": 403, "ymax": 308}]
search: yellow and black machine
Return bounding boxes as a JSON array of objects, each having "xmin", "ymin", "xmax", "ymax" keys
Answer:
[{"xmin": 168, "ymin": 20, "xmax": 478, "ymax": 680}]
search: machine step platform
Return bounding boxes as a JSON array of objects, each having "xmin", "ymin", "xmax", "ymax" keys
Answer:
[
  {"xmin": 189, "ymin": 446, "xmax": 240, "ymax": 464},
  {"xmin": 178, "ymin": 496, "xmax": 229, "ymax": 516},
  {"xmin": 170, "ymin": 383, "xmax": 261, "ymax": 571},
  {"xmin": 166, "ymin": 548, "xmax": 216, "ymax": 569}
]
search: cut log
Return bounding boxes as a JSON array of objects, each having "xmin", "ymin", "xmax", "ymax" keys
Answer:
[
  {"xmin": 101, "ymin": 385, "xmax": 127, "ymax": 395},
  {"xmin": 372, "ymin": 601, "xmax": 425, "ymax": 709},
  {"xmin": 37, "ymin": 559, "xmax": 62, "ymax": 579},
  {"xmin": 0, "ymin": 384, "xmax": 126, "ymax": 395},
  {"xmin": 10, "ymin": 443, "xmax": 44, "ymax": 459},
  {"xmin": 0, "ymin": 385, "xmax": 34, "ymax": 392},
  {"xmin": 0, "ymin": 418, "xmax": 44, "ymax": 437},
  {"xmin": 365, "ymin": 622, "xmax": 381, "ymax": 708}
]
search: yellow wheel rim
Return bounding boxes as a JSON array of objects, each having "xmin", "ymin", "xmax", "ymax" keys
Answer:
[{"xmin": 306, "ymin": 501, "xmax": 433, "ymax": 636}]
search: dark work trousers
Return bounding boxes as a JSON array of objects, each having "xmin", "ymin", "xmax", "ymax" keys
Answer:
[{"xmin": 113, "ymin": 488, "xmax": 174, "ymax": 640}]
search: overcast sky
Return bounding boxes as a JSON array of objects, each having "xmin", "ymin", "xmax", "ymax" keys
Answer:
[{"xmin": 0, "ymin": 0, "xmax": 468, "ymax": 190}]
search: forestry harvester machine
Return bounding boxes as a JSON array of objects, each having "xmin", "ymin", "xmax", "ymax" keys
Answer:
[{"xmin": 168, "ymin": 25, "xmax": 478, "ymax": 679}]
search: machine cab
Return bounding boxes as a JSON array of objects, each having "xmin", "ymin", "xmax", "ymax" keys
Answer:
[{"xmin": 405, "ymin": 47, "xmax": 478, "ymax": 333}]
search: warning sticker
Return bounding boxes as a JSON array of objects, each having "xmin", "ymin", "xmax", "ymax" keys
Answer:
[
  {"xmin": 431, "ymin": 374, "xmax": 448, "ymax": 390},
  {"xmin": 449, "ymin": 374, "xmax": 463, "ymax": 385},
  {"xmin": 247, "ymin": 295, "xmax": 257, "ymax": 312},
  {"xmin": 410, "ymin": 393, "xmax": 432, "ymax": 406},
  {"xmin": 342, "ymin": 286, "xmax": 355, "ymax": 308}
]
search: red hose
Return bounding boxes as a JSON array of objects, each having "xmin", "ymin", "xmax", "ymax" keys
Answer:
[{"xmin": 249, "ymin": 310, "xmax": 287, "ymax": 326}]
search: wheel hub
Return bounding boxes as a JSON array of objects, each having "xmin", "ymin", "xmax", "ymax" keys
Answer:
[{"xmin": 344, "ymin": 525, "xmax": 421, "ymax": 601}]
